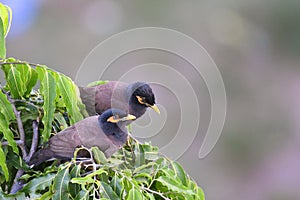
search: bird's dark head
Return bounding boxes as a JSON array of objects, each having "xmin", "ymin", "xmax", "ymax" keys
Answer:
[
  {"xmin": 99, "ymin": 108, "xmax": 136, "ymax": 145},
  {"xmin": 128, "ymin": 82, "xmax": 160, "ymax": 114}
]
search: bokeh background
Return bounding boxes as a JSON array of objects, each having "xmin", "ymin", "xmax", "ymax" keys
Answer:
[{"xmin": 2, "ymin": 0, "xmax": 300, "ymax": 199}]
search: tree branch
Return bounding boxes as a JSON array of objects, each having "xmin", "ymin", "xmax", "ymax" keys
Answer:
[
  {"xmin": 0, "ymin": 61, "xmax": 42, "ymax": 68},
  {"xmin": 2, "ymin": 91, "xmax": 29, "ymax": 194},
  {"xmin": 142, "ymin": 186, "xmax": 171, "ymax": 200},
  {"xmin": 1, "ymin": 87, "xmax": 28, "ymax": 158},
  {"xmin": 25, "ymin": 120, "xmax": 39, "ymax": 162},
  {"xmin": 9, "ymin": 121, "xmax": 39, "ymax": 194},
  {"xmin": 10, "ymin": 169, "xmax": 25, "ymax": 194},
  {"xmin": 1, "ymin": 140, "xmax": 23, "ymax": 146},
  {"xmin": 0, "ymin": 86, "xmax": 30, "ymax": 194},
  {"xmin": 9, "ymin": 97, "xmax": 28, "ymax": 159}
]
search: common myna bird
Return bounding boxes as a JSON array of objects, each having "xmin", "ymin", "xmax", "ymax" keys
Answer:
[
  {"xmin": 79, "ymin": 81, "xmax": 160, "ymax": 120},
  {"xmin": 28, "ymin": 109, "xmax": 136, "ymax": 166}
]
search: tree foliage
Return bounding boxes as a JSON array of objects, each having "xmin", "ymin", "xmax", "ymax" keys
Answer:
[{"xmin": 0, "ymin": 3, "xmax": 205, "ymax": 199}]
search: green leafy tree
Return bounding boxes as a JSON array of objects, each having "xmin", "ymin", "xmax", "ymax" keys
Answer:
[{"xmin": 0, "ymin": 3, "xmax": 205, "ymax": 199}]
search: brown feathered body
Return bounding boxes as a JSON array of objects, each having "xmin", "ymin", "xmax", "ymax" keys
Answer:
[
  {"xmin": 79, "ymin": 81, "xmax": 151, "ymax": 119},
  {"xmin": 28, "ymin": 115, "xmax": 126, "ymax": 166}
]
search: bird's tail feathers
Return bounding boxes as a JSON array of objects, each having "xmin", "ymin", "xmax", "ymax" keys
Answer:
[{"xmin": 28, "ymin": 148, "xmax": 54, "ymax": 167}]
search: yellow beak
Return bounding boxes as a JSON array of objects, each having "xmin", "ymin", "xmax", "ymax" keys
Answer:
[
  {"xmin": 151, "ymin": 104, "xmax": 160, "ymax": 114},
  {"xmin": 123, "ymin": 114, "xmax": 137, "ymax": 121},
  {"xmin": 108, "ymin": 114, "xmax": 136, "ymax": 123}
]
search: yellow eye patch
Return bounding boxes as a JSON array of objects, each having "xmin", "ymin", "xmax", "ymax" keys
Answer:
[
  {"xmin": 136, "ymin": 96, "xmax": 145, "ymax": 105},
  {"xmin": 107, "ymin": 115, "xmax": 120, "ymax": 123}
]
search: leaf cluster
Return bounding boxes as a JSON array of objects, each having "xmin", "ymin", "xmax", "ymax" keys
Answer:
[
  {"xmin": 1, "ymin": 139, "xmax": 204, "ymax": 200},
  {"xmin": 0, "ymin": 3, "xmax": 12, "ymax": 59},
  {"xmin": 0, "ymin": 3, "xmax": 205, "ymax": 199},
  {"xmin": 0, "ymin": 58, "xmax": 204, "ymax": 199},
  {"xmin": 0, "ymin": 57, "xmax": 86, "ymax": 187}
]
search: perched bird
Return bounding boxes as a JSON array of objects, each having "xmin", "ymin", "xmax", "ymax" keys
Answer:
[
  {"xmin": 28, "ymin": 109, "xmax": 136, "ymax": 166},
  {"xmin": 79, "ymin": 81, "xmax": 160, "ymax": 120}
]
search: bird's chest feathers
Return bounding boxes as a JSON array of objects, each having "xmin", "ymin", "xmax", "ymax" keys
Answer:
[{"xmin": 129, "ymin": 102, "xmax": 147, "ymax": 118}]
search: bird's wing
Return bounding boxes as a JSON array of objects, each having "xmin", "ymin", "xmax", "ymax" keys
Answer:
[
  {"xmin": 104, "ymin": 144, "xmax": 121, "ymax": 158},
  {"xmin": 28, "ymin": 125, "xmax": 83, "ymax": 166},
  {"xmin": 79, "ymin": 86, "xmax": 97, "ymax": 115},
  {"xmin": 75, "ymin": 116, "xmax": 120, "ymax": 157},
  {"xmin": 47, "ymin": 125, "xmax": 83, "ymax": 159},
  {"xmin": 94, "ymin": 81, "xmax": 130, "ymax": 114}
]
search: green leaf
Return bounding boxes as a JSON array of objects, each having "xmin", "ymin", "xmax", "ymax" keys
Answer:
[
  {"xmin": 107, "ymin": 157, "xmax": 124, "ymax": 166},
  {"xmin": 167, "ymin": 192, "xmax": 187, "ymax": 200},
  {"xmin": 145, "ymin": 193, "xmax": 155, "ymax": 200},
  {"xmin": 91, "ymin": 146, "xmax": 107, "ymax": 164},
  {"xmin": 155, "ymin": 157, "xmax": 169, "ymax": 168},
  {"xmin": 69, "ymin": 165, "xmax": 81, "ymax": 198},
  {"xmin": 121, "ymin": 177, "xmax": 133, "ymax": 192},
  {"xmin": 25, "ymin": 68, "xmax": 38, "ymax": 96},
  {"xmin": 0, "ymin": 89, "xmax": 15, "ymax": 121},
  {"xmin": 122, "ymin": 169, "xmax": 132, "ymax": 178},
  {"xmin": 159, "ymin": 167, "xmax": 176, "ymax": 179},
  {"xmin": 6, "ymin": 152, "xmax": 24, "ymax": 169},
  {"xmin": 141, "ymin": 142, "xmax": 160, "ymax": 161},
  {"xmin": 156, "ymin": 176, "xmax": 195, "ymax": 195},
  {"xmin": 133, "ymin": 173, "xmax": 151, "ymax": 186},
  {"xmin": 36, "ymin": 66, "xmax": 56, "ymax": 142},
  {"xmin": 25, "ymin": 68, "xmax": 38, "ymax": 95},
  {"xmin": 110, "ymin": 175, "xmax": 123, "ymax": 196},
  {"xmin": 56, "ymin": 73, "xmax": 83, "ymax": 124},
  {"xmin": 7, "ymin": 66, "xmax": 26, "ymax": 98},
  {"xmin": 16, "ymin": 63, "xmax": 38, "ymax": 96},
  {"xmin": 0, "ymin": 3, "xmax": 11, "ymax": 58},
  {"xmin": 126, "ymin": 188, "xmax": 144, "ymax": 200},
  {"xmin": 0, "ymin": 113, "xmax": 18, "ymax": 154},
  {"xmin": 54, "ymin": 112, "xmax": 68, "ymax": 130},
  {"xmin": 18, "ymin": 106, "xmax": 40, "ymax": 123},
  {"xmin": 134, "ymin": 172, "xmax": 152, "ymax": 181},
  {"xmin": 52, "ymin": 167, "xmax": 70, "ymax": 200},
  {"xmin": 39, "ymin": 190, "xmax": 53, "ymax": 200},
  {"xmin": 0, "ymin": 143, "xmax": 9, "ymax": 181},
  {"xmin": 188, "ymin": 180, "xmax": 205, "ymax": 200},
  {"xmin": 0, "ymin": 192, "xmax": 26, "ymax": 200},
  {"xmin": 134, "ymin": 143, "xmax": 145, "ymax": 167},
  {"xmin": 74, "ymin": 190, "xmax": 90, "ymax": 200},
  {"xmin": 172, "ymin": 162, "xmax": 188, "ymax": 187},
  {"xmin": 100, "ymin": 182, "xmax": 119, "ymax": 200},
  {"xmin": 196, "ymin": 187, "xmax": 205, "ymax": 200},
  {"xmin": 87, "ymin": 80, "xmax": 108, "ymax": 87},
  {"xmin": 71, "ymin": 168, "xmax": 107, "ymax": 185},
  {"xmin": 87, "ymin": 168, "xmax": 107, "ymax": 178},
  {"xmin": 71, "ymin": 176, "xmax": 94, "ymax": 185},
  {"xmin": 133, "ymin": 162, "xmax": 157, "ymax": 175},
  {"xmin": 16, "ymin": 63, "xmax": 30, "ymax": 85},
  {"xmin": 0, "ymin": 3, "xmax": 12, "ymax": 37},
  {"xmin": 0, "ymin": 16, "xmax": 5, "ymax": 59},
  {"xmin": 144, "ymin": 151, "xmax": 160, "ymax": 161},
  {"xmin": 1, "ymin": 58, "xmax": 15, "ymax": 78},
  {"xmin": 21, "ymin": 173, "xmax": 55, "ymax": 198}
]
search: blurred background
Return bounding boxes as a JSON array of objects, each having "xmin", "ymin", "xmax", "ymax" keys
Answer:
[{"xmin": 2, "ymin": 0, "xmax": 300, "ymax": 199}]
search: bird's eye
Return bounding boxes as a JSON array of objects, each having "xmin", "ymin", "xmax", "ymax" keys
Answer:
[
  {"xmin": 136, "ymin": 96, "xmax": 146, "ymax": 104},
  {"xmin": 112, "ymin": 132, "xmax": 116, "ymax": 136}
]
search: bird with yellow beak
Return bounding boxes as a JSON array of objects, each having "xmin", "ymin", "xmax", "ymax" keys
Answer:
[
  {"xmin": 79, "ymin": 81, "xmax": 160, "ymax": 122},
  {"xmin": 28, "ymin": 109, "xmax": 136, "ymax": 166}
]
